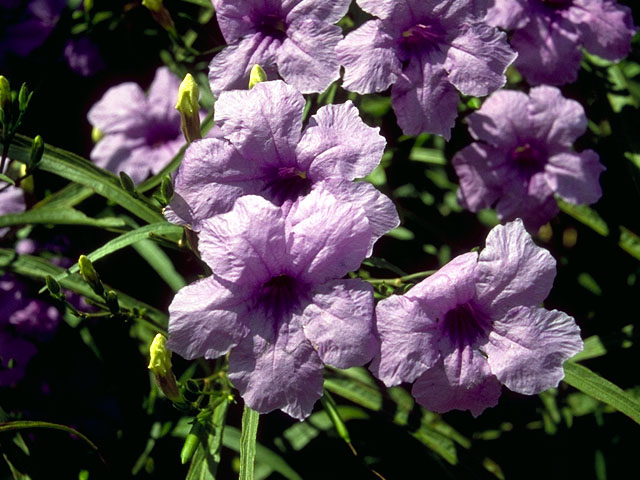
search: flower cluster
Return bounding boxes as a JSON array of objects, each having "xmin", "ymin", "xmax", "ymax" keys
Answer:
[{"xmin": 488, "ymin": 0, "xmax": 636, "ymax": 85}]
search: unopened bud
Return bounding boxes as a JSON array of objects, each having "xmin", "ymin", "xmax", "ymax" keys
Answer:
[
  {"xmin": 160, "ymin": 175, "xmax": 174, "ymax": 204},
  {"xmin": 248, "ymin": 64, "xmax": 267, "ymax": 89},
  {"xmin": 142, "ymin": 0, "xmax": 175, "ymax": 32},
  {"xmin": 78, "ymin": 255, "xmax": 103, "ymax": 296},
  {"xmin": 119, "ymin": 171, "xmax": 136, "ymax": 194},
  {"xmin": 18, "ymin": 83, "xmax": 30, "ymax": 112},
  {"xmin": 91, "ymin": 126, "xmax": 104, "ymax": 143},
  {"xmin": 28, "ymin": 135, "xmax": 44, "ymax": 171},
  {"xmin": 45, "ymin": 275, "xmax": 62, "ymax": 297},
  {"xmin": 105, "ymin": 290, "xmax": 119, "ymax": 314},
  {"xmin": 84, "ymin": 0, "xmax": 93, "ymax": 11},
  {"xmin": 0, "ymin": 76, "xmax": 10, "ymax": 124},
  {"xmin": 175, "ymin": 74, "xmax": 201, "ymax": 143},
  {"xmin": 148, "ymin": 334, "xmax": 182, "ymax": 403}
]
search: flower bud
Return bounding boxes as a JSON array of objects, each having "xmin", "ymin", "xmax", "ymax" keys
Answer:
[
  {"xmin": 105, "ymin": 290, "xmax": 119, "ymax": 314},
  {"xmin": 148, "ymin": 334, "xmax": 182, "ymax": 403},
  {"xmin": 91, "ymin": 126, "xmax": 104, "ymax": 143},
  {"xmin": 78, "ymin": 255, "xmax": 104, "ymax": 296},
  {"xmin": 248, "ymin": 64, "xmax": 267, "ymax": 89},
  {"xmin": 142, "ymin": 0, "xmax": 175, "ymax": 32},
  {"xmin": 28, "ymin": 135, "xmax": 44, "ymax": 172},
  {"xmin": 0, "ymin": 76, "xmax": 11, "ymax": 124},
  {"xmin": 175, "ymin": 74, "xmax": 201, "ymax": 143},
  {"xmin": 119, "ymin": 171, "xmax": 136, "ymax": 194}
]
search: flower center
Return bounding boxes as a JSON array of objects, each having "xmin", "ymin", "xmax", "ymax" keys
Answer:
[
  {"xmin": 144, "ymin": 121, "xmax": 180, "ymax": 148},
  {"xmin": 399, "ymin": 20, "xmax": 446, "ymax": 59},
  {"xmin": 441, "ymin": 302, "xmax": 488, "ymax": 348},
  {"xmin": 255, "ymin": 12, "xmax": 287, "ymax": 39},
  {"xmin": 262, "ymin": 166, "xmax": 312, "ymax": 205},
  {"xmin": 256, "ymin": 275, "xmax": 306, "ymax": 324},
  {"xmin": 510, "ymin": 143, "xmax": 546, "ymax": 178}
]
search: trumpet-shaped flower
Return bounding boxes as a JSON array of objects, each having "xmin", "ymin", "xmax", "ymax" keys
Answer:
[
  {"xmin": 166, "ymin": 80, "xmax": 398, "ymax": 250},
  {"xmin": 488, "ymin": 0, "xmax": 636, "ymax": 85},
  {"xmin": 209, "ymin": 0, "xmax": 351, "ymax": 95},
  {"xmin": 167, "ymin": 191, "xmax": 379, "ymax": 419},
  {"xmin": 371, "ymin": 220, "xmax": 583, "ymax": 416},
  {"xmin": 336, "ymin": 0, "xmax": 516, "ymax": 138},
  {"xmin": 88, "ymin": 68, "xmax": 209, "ymax": 183},
  {"xmin": 452, "ymin": 86, "xmax": 605, "ymax": 231}
]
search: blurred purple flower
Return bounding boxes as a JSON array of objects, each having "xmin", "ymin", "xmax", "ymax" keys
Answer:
[
  {"xmin": 209, "ymin": 0, "xmax": 351, "ymax": 95},
  {"xmin": 488, "ymin": 0, "xmax": 637, "ymax": 85},
  {"xmin": 452, "ymin": 86, "xmax": 605, "ymax": 231},
  {"xmin": 372, "ymin": 220, "xmax": 583, "ymax": 416},
  {"xmin": 0, "ymin": 185, "xmax": 25, "ymax": 237},
  {"xmin": 0, "ymin": 274, "xmax": 61, "ymax": 386},
  {"xmin": 0, "ymin": 330, "xmax": 37, "ymax": 387},
  {"xmin": 336, "ymin": 0, "xmax": 516, "ymax": 138},
  {"xmin": 168, "ymin": 191, "xmax": 378, "ymax": 419},
  {"xmin": 87, "ymin": 67, "xmax": 187, "ymax": 183},
  {"xmin": 0, "ymin": 0, "xmax": 66, "ymax": 63},
  {"xmin": 166, "ymin": 80, "xmax": 398, "ymax": 250},
  {"xmin": 64, "ymin": 36, "xmax": 105, "ymax": 77}
]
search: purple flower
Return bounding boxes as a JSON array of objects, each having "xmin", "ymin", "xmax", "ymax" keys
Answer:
[
  {"xmin": 0, "ymin": 185, "xmax": 25, "ymax": 237},
  {"xmin": 0, "ymin": 0, "xmax": 66, "ymax": 63},
  {"xmin": 452, "ymin": 86, "xmax": 605, "ymax": 231},
  {"xmin": 335, "ymin": 0, "xmax": 516, "ymax": 138},
  {"xmin": 168, "ymin": 190, "xmax": 379, "ymax": 418},
  {"xmin": 371, "ymin": 220, "xmax": 583, "ymax": 416},
  {"xmin": 64, "ymin": 36, "xmax": 105, "ymax": 77},
  {"xmin": 87, "ymin": 68, "xmax": 188, "ymax": 183},
  {"xmin": 488, "ymin": 0, "xmax": 637, "ymax": 85},
  {"xmin": 1, "ymin": 274, "xmax": 60, "ymax": 342},
  {"xmin": 209, "ymin": 0, "xmax": 351, "ymax": 95},
  {"xmin": 166, "ymin": 80, "xmax": 398, "ymax": 249},
  {"xmin": 0, "ymin": 330, "xmax": 37, "ymax": 387},
  {"xmin": 0, "ymin": 273, "xmax": 61, "ymax": 386}
]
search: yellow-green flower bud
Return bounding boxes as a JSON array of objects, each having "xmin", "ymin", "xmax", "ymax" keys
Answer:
[
  {"xmin": 248, "ymin": 64, "xmax": 268, "ymax": 89},
  {"xmin": 78, "ymin": 255, "xmax": 103, "ymax": 296},
  {"xmin": 142, "ymin": 0, "xmax": 163, "ymax": 12},
  {"xmin": 175, "ymin": 74, "xmax": 201, "ymax": 143},
  {"xmin": 0, "ymin": 76, "xmax": 10, "ymax": 122},
  {"xmin": 91, "ymin": 126, "xmax": 104, "ymax": 143},
  {"xmin": 84, "ymin": 0, "xmax": 93, "ymax": 11},
  {"xmin": 148, "ymin": 334, "xmax": 182, "ymax": 402},
  {"xmin": 142, "ymin": 0, "xmax": 175, "ymax": 32}
]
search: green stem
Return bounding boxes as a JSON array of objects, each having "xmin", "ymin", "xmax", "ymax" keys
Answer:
[{"xmin": 364, "ymin": 270, "xmax": 437, "ymax": 287}]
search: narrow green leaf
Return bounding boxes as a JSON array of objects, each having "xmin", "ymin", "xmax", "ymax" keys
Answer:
[
  {"xmin": 186, "ymin": 399, "xmax": 228, "ymax": 480},
  {"xmin": 132, "ymin": 239, "xmax": 186, "ymax": 292},
  {"xmin": 4, "ymin": 134, "xmax": 164, "ymax": 224},
  {"xmin": 32, "ymin": 183, "xmax": 94, "ymax": 210},
  {"xmin": 222, "ymin": 427, "xmax": 303, "ymax": 480},
  {"xmin": 239, "ymin": 406, "xmax": 260, "ymax": 480},
  {"xmin": 0, "ymin": 207, "xmax": 126, "ymax": 229},
  {"xmin": 557, "ymin": 199, "xmax": 609, "ymax": 236},
  {"xmin": 563, "ymin": 362, "xmax": 640, "ymax": 424},
  {"xmin": 0, "ymin": 173, "xmax": 15, "ymax": 185},
  {"xmin": 0, "ymin": 421, "xmax": 102, "ymax": 461},
  {"xmin": 50, "ymin": 222, "xmax": 183, "ymax": 286}
]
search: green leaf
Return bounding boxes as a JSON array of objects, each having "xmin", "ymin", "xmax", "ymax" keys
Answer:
[
  {"xmin": 32, "ymin": 183, "xmax": 94, "ymax": 210},
  {"xmin": 132, "ymin": 239, "xmax": 186, "ymax": 292},
  {"xmin": 0, "ymin": 173, "xmax": 15, "ymax": 185},
  {"xmin": 563, "ymin": 362, "xmax": 640, "ymax": 424},
  {"xmin": 49, "ymin": 222, "xmax": 183, "ymax": 286},
  {"xmin": 222, "ymin": 427, "xmax": 303, "ymax": 480},
  {"xmin": 557, "ymin": 199, "xmax": 609, "ymax": 236},
  {"xmin": 186, "ymin": 399, "xmax": 228, "ymax": 480},
  {"xmin": 4, "ymin": 134, "xmax": 164, "ymax": 224},
  {"xmin": 0, "ymin": 207, "xmax": 126, "ymax": 229},
  {"xmin": 239, "ymin": 406, "xmax": 259, "ymax": 480},
  {"xmin": 0, "ymin": 421, "xmax": 102, "ymax": 461}
]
